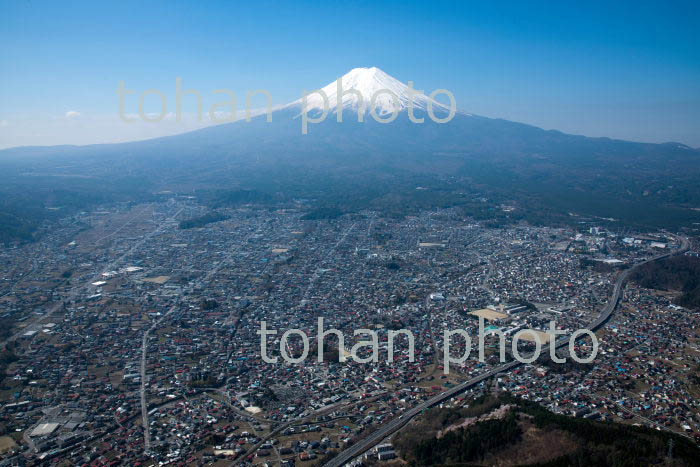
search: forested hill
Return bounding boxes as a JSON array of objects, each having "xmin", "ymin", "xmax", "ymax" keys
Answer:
[
  {"xmin": 392, "ymin": 393, "xmax": 699, "ymax": 466},
  {"xmin": 631, "ymin": 255, "xmax": 700, "ymax": 309}
]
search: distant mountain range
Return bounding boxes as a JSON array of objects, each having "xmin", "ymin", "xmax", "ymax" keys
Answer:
[{"xmin": 1, "ymin": 67, "xmax": 699, "ymax": 242}]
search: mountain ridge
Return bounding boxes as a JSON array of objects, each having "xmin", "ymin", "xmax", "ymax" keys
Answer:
[
  {"xmin": 0, "ymin": 67, "xmax": 699, "ymax": 239},
  {"xmin": 0, "ymin": 67, "xmax": 694, "ymax": 152}
]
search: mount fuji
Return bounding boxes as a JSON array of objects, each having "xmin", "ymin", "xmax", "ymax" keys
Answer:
[
  {"xmin": 1, "ymin": 67, "xmax": 699, "ymax": 230},
  {"xmin": 287, "ymin": 66, "xmax": 453, "ymax": 116}
]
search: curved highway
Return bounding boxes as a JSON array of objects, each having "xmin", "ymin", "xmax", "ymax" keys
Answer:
[{"xmin": 324, "ymin": 236, "xmax": 690, "ymax": 467}]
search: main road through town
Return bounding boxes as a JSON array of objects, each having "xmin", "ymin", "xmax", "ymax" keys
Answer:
[{"xmin": 324, "ymin": 236, "xmax": 690, "ymax": 467}]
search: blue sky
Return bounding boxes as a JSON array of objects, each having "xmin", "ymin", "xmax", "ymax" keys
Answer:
[{"xmin": 1, "ymin": 0, "xmax": 699, "ymax": 147}]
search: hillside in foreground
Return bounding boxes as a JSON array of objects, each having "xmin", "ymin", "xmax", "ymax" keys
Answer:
[{"xmin": 389, "ymin": 393, "xmax": 699, "ymax": 466}]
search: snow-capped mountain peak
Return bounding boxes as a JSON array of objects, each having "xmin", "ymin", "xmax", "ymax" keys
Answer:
[{"xmin": 290, "ymin": 67, "xmax": 448, "ymax": 115}]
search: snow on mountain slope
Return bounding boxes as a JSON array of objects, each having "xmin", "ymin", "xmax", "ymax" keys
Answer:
[{"xmin": 288, "ymin": 66, "xmax": 456, "ymax": 116}]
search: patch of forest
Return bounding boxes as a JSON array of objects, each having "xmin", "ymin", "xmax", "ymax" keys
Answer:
[
  {"xmin": 178, "ymin": 212, "xmax": 229, "ymax": 229},
  {"xmin": 631, "ymin": 255, "xmax": 700, "ymax": 309},
  {"xmin": 393, "ymin": 393, "xmax": 700, "ymax": 466}
]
